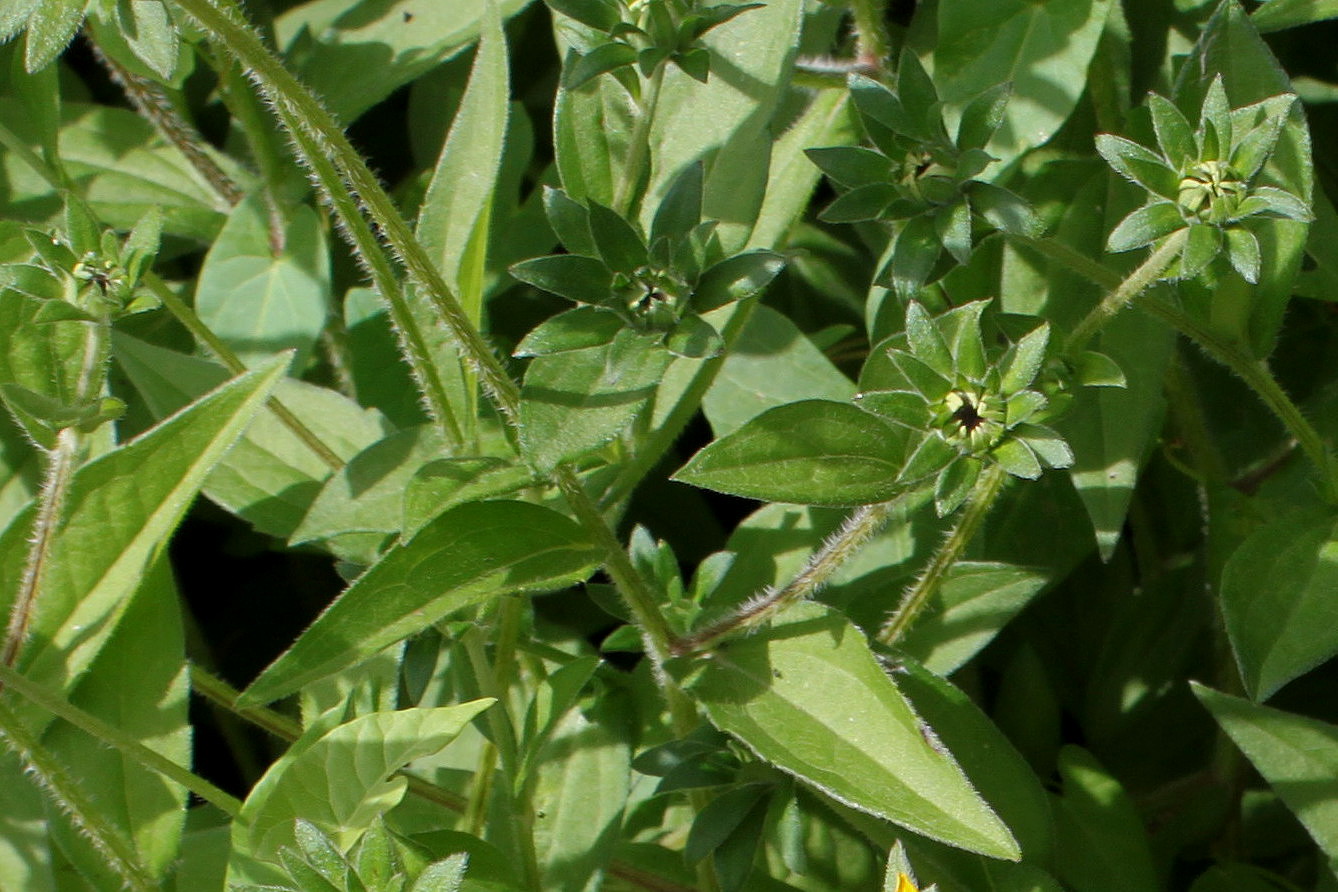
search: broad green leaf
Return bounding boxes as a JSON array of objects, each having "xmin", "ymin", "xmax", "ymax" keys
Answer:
[
  {"xmin": 0, "ymin": 413, "xmax": 38, "ymax": 537},
  {"xmin": 933, "ymin": 0, "xmax": 1116, "ymax": 163},
  {"xmin": 1219, "ymin": 509, "xmax": 1338, "ymax": 701},
  {"xmin": 417, "ymin": 4, "xmax": 509, "ymax": 433},
  {"xmin": 1060, "ymin": 309, "xmax": 1173, "ymax": 560},
  {"xmin": 0, "ymin": 289, "xmax": 90, "ymax": 449},
  {"xmin": 1050, "ymin": 747, "xmax": 1158, "ymax": 892},
  {"xmin": 519, "ymin": 328, "xmax": 671, "ymax": 471},
  {"xmin": 679, "ymin": 603, "xmax": 1018, "ymax": 859},
  {"xmin": 42, "ymin": 557, "xmax": 188, "ymax": 886},
  {"xmin": 228, "ymin": 701, "xmax": 495, "ymax": 885},
  {"xmin": 401, "ymin": 457, "xmax": 540, "ymax": 538},
  {"xmin": 0, "ymin": 358, "xmax": 286, "ymax": 732},
  {"xmin": 111, "ymin": 0, "xmax": 179, "ymax": 81},
  {"xmin": 1251, "ymin": 0, "xmax": 1338, "ymax": 31},
  {"xmin": 553, "ymin": 49, "xmax": 635, "ymax": 205},
  {"xmin": 194, "ymin": 195, "xmax": 331, "ymax": 368},
  {"xmin": 290, "ymin": 425, "xmax": 448, "ymax": 560},
  {"xmin": 515, "ymin": 307, "xmax": 624, "ymax": 356},
  {"xmin": 343, "ymin": 286, "xmax": 430, "ymax": 428},
  {"xmin": 643, "ymin": 0, "xmax": 803, "ymax": 251},
  {"xmin": 897, "ymin": 562, "xmax": 1049, "ymax": 676},
  {"xmin": 240, "ymin": 501, "xmax": 600, "ymax": 706},
  {"xmin": 532, "ymin": 700, "xmax": 631, "ymax": 891},
  {"xmin": 675, "ymin": 400, "xmax": 910, "ymax": 507},
  {"xmin": 893, "ymin": 657, "xmax": 1054, "ymax": 862},
  {"xmin": 114, "ymin": 335, "xmax": 388, "ymax": 538},
  {"xmin": 0, "ymin": 100, "xmax": 233, "ymax": 240},
  {"xmin": 1172, "ymin": 0, "xmax": 1313, "ymax": 357},
  {"xmin": 702, "ymin": 305, "xmax": 856, "ymax": 436},
  {"xmin": 273, "ymin": 0, "xmax": 533, "ymax": 121},
  {"xmin": 1193, "ymin": 683, "xmax": 1338, "ymax": 863},
  {"xmin": 0, "ymin": 752, "xmax": 55, "ymax": 891},
  {"xmin": 22, "ymin": 0, "xmax": 82, "ymax": 72}
]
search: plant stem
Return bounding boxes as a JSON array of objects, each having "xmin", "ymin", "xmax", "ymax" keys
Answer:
[
  {"xmin": 142, "ymin": 272, "xmax": 348, "ymax": 471},
  {"xmin": 850, "ymin": 0, "xmax": 892, "ymax": 74},
  {"xmin": 1063, "ymin": 230, "xmax": 1186, "ymax": 356},
  {"xmin": 0, "ymin": 698, "xmax": 155, "ymax": 888},
  {"xmin": 879, "ymin": 463, "xmax": 1008, "ymax": 645},
  {"xmin": 673, "ymin": 499, "xmax": 900, "ymax": 655},
  {"xmin": 1142, "ymin": 295, "xmax": 1337, "ymax": 501},
  {"xmin": 613, "ymin": 64, "xmax": 666, "ymax": 216},
  {"xmin": 0, "ymin": 663, "xmax": 242, "ymax": 816}
]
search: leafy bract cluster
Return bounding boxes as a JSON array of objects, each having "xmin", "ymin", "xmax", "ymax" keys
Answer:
[
  {"xmin": 254, "ymin": 819, "xmax": 467, "ymax": 892},
  {"xmin": 547, "ymin": 0, "xmax": 761, "ymax": 87},
  {"xmin": 806, "ymin": 51, "xmax": 1040, "ymax": 298},
  {"xmin": 857, "ymin": 301, "xmax": 1074, "ymax": 515},
  {"xmin": 509, "ymin": 167, "xmax": 785, "ymax": 360},
  {"xmin": 1098, "ymin": 77, "xmax": 1311, "ymax": 283}
]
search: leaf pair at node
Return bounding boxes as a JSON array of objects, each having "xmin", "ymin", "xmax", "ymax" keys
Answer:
[
  {"xmin": 548, "ymin": 0, "xmax": 762, "ymax": 88},
  {"xmin": 254, "ymin": 819, "xmax": 468, "ymax": 892},
  {"xmin": 857, "ymin": 301, "xmax": 1079, "ymax": 515},
  {"xmin": 1097, "ymin": 76, "xmax": 1311, "ymax": 283},
  {"xmin": 806, "ymin": 50, "xmax": 1040, "ymax": 298},
  {"xmin": 509, "ymin": 164, "xmax": 785, "ymax": 361}
]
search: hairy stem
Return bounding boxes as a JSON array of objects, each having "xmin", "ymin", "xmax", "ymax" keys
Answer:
[
  {"xmin": 1063, "ymin": 230, "xmax": 1186, "ymax": 356},
  {"xmin": 0, "ymin": 698, "xmax": 155, "ymax": 888},
  {"xmin": 879, "ymin": 463, "xmax": 1008, "ymax": 644},
  {"xmin": 0, "ymin": 663, "xmax": 242, "ymax": 816},
  {"xmin": 850, "ymin": 0, "xmax": 892, "ymax": 74},
  {"xmin": 673, "ymin": 500, "xmax": 899, "ymax": 655}
]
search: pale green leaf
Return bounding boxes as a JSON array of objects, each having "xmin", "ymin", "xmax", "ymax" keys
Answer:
[
  {"xmin": 23, "ymin": 0, "xmax": 83, "ymax": 72},
  {"xmin": 114, "ymin": 335, "xmax": 389, "ymax": 538},
  {"xmin": 1220, "ymin": 510, "xmax": 1338, "ymax": 701},
  {"xmin": 0, "ymin": 358, "xmax": 286, "ymax": 733},
  {"xmin": 240, "ymin": 501, "xmax": 600, "ymax": 706},
  {"xmin": 678, "ymin": 602, "xmax": 1020, "ymax": 860},
  {"xmin": 195, "ymin": 195, "xmax": 331, "ymax": 368},
  {"xmin": 228, "ymin": 702, "xmax": 495, "ymax": 885}
]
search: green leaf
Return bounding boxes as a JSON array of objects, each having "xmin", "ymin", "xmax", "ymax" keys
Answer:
[
  {"xmin": 650, "ymin": 162, "xmax": 705, "ymax": 248},
  {"xmin": 804, "ymin": 146, "xmax": 895, "ymax": 190},
  {"xmin": 563, "ymin": 42, "xmax": 638, "ymax": 89},
  {"xmin": 691, "ymin": 251, "xmax": 786, "ymax": 313},
  {"xmin": 113, "ymin": 0, "xmax": 179, "ymax": 81},
  {"xmin": 676, "ymin": 602, "xmax": 1020, "ymax": 860},
  {"xmin": 519, "ymin": 328, "xmax": 671, "ymax": 471},
  {"xmin": 1107, "ymin": 201, "xmax": 1185, "ymax": 252},
  {"xmin": 1051, "ymin": 747, "xmax": 1158, "ymax": 892},
  {"xmin": 665, "ymin": 314, "xmax": 724, "ymax": 359},
  {"xmin": 1094, "ymin": 134, "xmax": 1179, "ymax": 199},
  {"xmin": 1226, "ymin": 226, "xmax": 1261, "ymax": 283},
  {"xmin": 228, "ymin": 701, "xmax": 495, "ymax": 885},
  {"xmin": 272, "ymin": 0, "xmax": 532, "ymax": 121},
  {"xmin": 1147, "ymin": 93, "xmax": 1197, "ymax": 165},
  {"xmin": 0, "ymin": 358, "xmax": 287, "ymax": 731},
  {"xmin": 195, "ymin": 195, "xmax": 330, "ymax": 368},
  {"xmin": 515, "ymin": 307, "xmax": 624, "ymax": 356},
  {"xmin": 0, "ymin": 289, "xmax": 94, "ymax": 449},
  {"xmin": 546, "ymin": 0, "xmax": 620, "ymax": 31},
  {"xmin": 40, "ymin": 557, "xmax": 188, "ymax": 886},
  {"xmin": 289, "ymin": 426, "xmax": 449, "ymax": 560},
  {"xmin": 956, "ymin": 83, "xmax": 1012, "ymax": 152},
  {"xmin": 1193, "ymin": 683, "xmax": 1338, "ymax": 863},
  {"xmin": 240, "ymin": 501, "xmax": 599, "ymax": 706},
  {"xmin": 114, "ymin": 335, "xmax": 388, "ymax": 538},
  {"xmin": 897, "ymin": 562, "xmax": 1050, "ymax": 676},
  {"xmin": 968, "ymin": 182, "xmax": 1042, "ymax": 238},
  {"xmin": 1219, "ymin": 510, "xmax": 1338, "ymax": 701},
  {"xmin": 553, "ymin": 56, "xmax": 635, "ymax": 206},
  {"xmin": 934, "ymin": 0, "xmax": 1116, "ymax": 162},
  {"xmin": 410, "ymin": 853, "xmax": 469, "ymax": 892},
  {"xmin": 1251, "ymin": 0, "xmax": 1338, "ymax": 31},
  {"xmin": 819, "ymin": 183, "xmax": 899, "ymax": 224},
  {"xmin": 401, "ymin": 457, "xmax": 539, "ymax": 538},
  {"xmin": 587, "ymin": 201, "xmax": 648, "ymax": 275},
  {"xmin": 884, "ymin": 215, "xmax": 942, "ymax": 297},
  {"xmin": 509, "ymin": 255, "xmax": 614, "ymax": 304},
  {"xmin": 992, "ymin": 438, "xmax": 1041, "ymax": 479},
  {"xmin": 674, "ymin": 400, "xmax": 911, "ymax": 506},
  {"xmin": 22, "ymin": 0, "xmax": 83, "ymax": 72},
  {"xmin": 702, "ymin": 305, "xmax": 856, "ymax": 436}
]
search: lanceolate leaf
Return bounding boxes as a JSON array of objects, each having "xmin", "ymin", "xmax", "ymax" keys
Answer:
[
  {"xmin": 239, "ymin": 501, "xmax": 601, "ymax": 706},
  {"xmin": 1220, "ymin": 509, "xmax": 1338, "ymax": 701},
  {"xmin": 1193, "ymin": 683, "xmax": 1338, "ymax": 863},
  {"xmin": 677, "ymin": 602, "xmax": 1020, "ymax": 860},
  {"xmin": 0, "ymin": 358, "xmax": 287, "ymax": 733},
  {"xmin": 674, "ymin": 400, "xmax": 911, "ymax": 507}
]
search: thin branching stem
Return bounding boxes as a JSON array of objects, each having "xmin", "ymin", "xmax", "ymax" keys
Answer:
[
  {"xmin": 1063, "ymin": 230, "xmax": 1186, "ymax": 356},
  {"xmin": 879, "ymin": 463, "xmax": 1008, "ymax": 644},
  {"xmin": 672, "ymin": 500, "xmax": 899, "ymax": 655}
]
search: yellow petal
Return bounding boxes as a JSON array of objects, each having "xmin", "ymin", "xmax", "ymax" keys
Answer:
[{"xmin": 895, "ymin": 873, "xmax": 919, "ymax": 892}]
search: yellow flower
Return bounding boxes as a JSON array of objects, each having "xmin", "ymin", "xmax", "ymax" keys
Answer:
[{"xmin": 894, "ymin": 872, "xmax": 920, "ymax": 892}]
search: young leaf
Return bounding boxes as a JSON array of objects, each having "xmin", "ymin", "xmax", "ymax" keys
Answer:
[
  {"xmin": 673, "ymin": 400, "xmax": 911, "ymax": 506},
  {"xmin": 676, "ymin": 602, "xmax": 1020, "ymax": 860},
  {"xmin": 195, "ymin": 195, "xmax": 330, "ymax": 368},
  {"xmin": 239, "ymin": 501, "xmax": 601, "ymax": 706}
]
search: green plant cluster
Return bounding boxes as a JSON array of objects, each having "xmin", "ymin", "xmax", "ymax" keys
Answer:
[{"xmin": 0, "ymin": 0, "xmax": 1336, "ymax": 891}]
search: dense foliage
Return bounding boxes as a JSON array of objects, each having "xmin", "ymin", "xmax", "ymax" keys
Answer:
[{"xmin": 1, "ymin": 0, "xmax": 1337, "ymax": 889}]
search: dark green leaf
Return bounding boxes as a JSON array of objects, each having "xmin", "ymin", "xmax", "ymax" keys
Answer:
[
  {"xmin": 804, "ymin": 146, "xmax": 895, "ymax": 190},
  {"xmin": 564, "ymin": 42, "xmax": 638, "ymax": 89},
  {"xmin": 587, "ymin": 202, "xmax": 648, "ymax": 274},
  {"xmin": 1107, "ymin": 201, "xmax": 1185, "ymax": 252},
  {"xmin": 956, "ymin": 83, "xmax": 1011, "ymax": 152},
  {"xmin": 665, "ymin": 314, "xmax": 724, "ymax": 359},
  {"xmin": 1051, "ymin": 747, "xmax": 1159, "ymax": 891},
  {"xmin": 969, "ymin": 182, "xmax": 1042, "ymax": 238},
  {"xmin": 692, "ymin": 250, "xmax": 786, "ymax": 312},
  {"xmin": 819, "ymin": 183, "xmax": 899, "ymax": 224},
  {"xmin": 651, "ymin": 162, "xmax": 705, "ymax": 249},
  {"xmin": 509, "ymin": 254, "xmax": 615, "ymax": 304},
  {"xmin": 1095, "ymin": 134, "xmax": 1179, "ymax": 198},
  {"xmin": 544, "ymin": 187, "xmax": 598, "ymax": 257},
  {"xmin": 674, "ymin": 400, "xmax": 911, "ymax": 506},
  {"xmin": 515, "ymin": 307, "xmax": 625, "ymax": 356}
]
